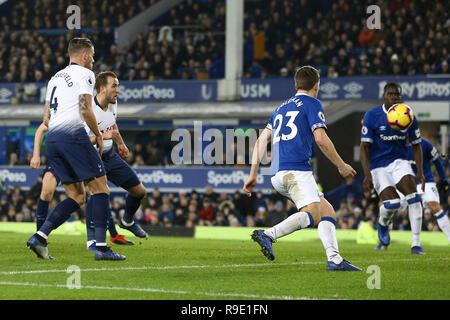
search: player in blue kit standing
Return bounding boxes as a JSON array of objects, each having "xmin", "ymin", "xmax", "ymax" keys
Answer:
[
  {"xmin": 407, "ymin": 137, "xmax": 450, "ymax": 243},
  {"xmin": 360, "ymin": 82, "xmax": 426, "ymax": 254},
  {"xmin": 26, "ymin": 38, "xmax": 125, "ymax": 261},
  {"xmin": 84, "ymin": 71, "xmax": 148, "ymax": 250},
  {"xmin": 243, "ymin": 66, "xmax": 361, "ymax": 271}
]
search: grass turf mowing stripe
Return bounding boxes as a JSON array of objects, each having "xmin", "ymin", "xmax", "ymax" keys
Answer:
[
  {"xmin": 0, "ymin": 281, "xmax": 327, "ymax": 300},
  {"xmin": 1, "ymin": 257, "xmax": 448, "ymax": 276}
]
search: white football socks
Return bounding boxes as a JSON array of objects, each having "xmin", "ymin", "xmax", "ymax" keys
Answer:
[
  {"xmin": 318, "ymin": 218, "xmax": 343, "ymax": 264},
  {"xmin": 407, "ymin": 200, "xmax": 423, "ymax": 247},
  {"xmin": 264, "ymin": 211, "xmax": 313, "ymax": 241},
  {"xmin": 378, "ymin": 199, "xmax": 400, "ymax": 227},
  {"xmin": 435, "ymin": 210, "xmax": 450, "ymax": 243}
]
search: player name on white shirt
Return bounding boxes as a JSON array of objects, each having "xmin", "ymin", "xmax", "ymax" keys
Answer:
[{"xmin": 46, "ymin": 63, "xmax": 95, "ymax": 137}]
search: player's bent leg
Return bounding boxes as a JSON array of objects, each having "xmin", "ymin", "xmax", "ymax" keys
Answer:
[
  {"xmin": 85, "ymin": 175, "xmax": 110, "ymax": 196},
  {"xmin": 118, "ymin": 183, "xmax": 148, "ymax": 238},
  {"xmin": 28, "ymin": 181, "xmax": 84, "ymax": 259},
  {"xmin": 398, "ymin": 175, "xmax": 425, "ymax": 253},
  {"xmin": 428, "ymin": 201, "xmax": 450, "ymax": 243},
  {"xmin": 84, "ymin": 176, "xmax": 122, "ymax": 259},
  {"xmin": 263, "ymin": 202, "xmax": 317, "ymax": 241},
  {"xmin": 375, "ymin": 187, "xmax": 400, "ymax": 250},
  {"xmin": 319, "ymin": 197, "xmax": 361, "ymax": 271},
  {"xmin": 36, "ymin": 172, "xmax": 58, "ymax": 231},
  {"xmin": 377, "ymin": 198, "xmax": 401, "ymax": 248}
]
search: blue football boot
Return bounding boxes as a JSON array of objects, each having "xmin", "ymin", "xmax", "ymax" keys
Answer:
[
  {"xmin": 376, "ymin": 224, "xmax": 390, "ymax": 249},
  {"xmin": 327, "ymin": 259, "xmax": 362, "ymax": 271},
  {"xmin": 27, "ymin": 234, "xmax": 53, "ymax": 259},
  {"xmin": 251, "ymin": 229, "xmax": 275, "ymax": 261},
  {"xmin": 118, "ymin": 219, "xmax": 149, "ymax": 238},
  {"xmin": 411, "ymin": 246, "xmax": 426, "ymax": 255},
  {"xmin": 94, "ymin": 247, "xmax": 126, "ymax": 261}
]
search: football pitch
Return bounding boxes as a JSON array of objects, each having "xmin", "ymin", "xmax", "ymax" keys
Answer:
[{"xmin": 0, "ymin": 228, "xmax": 449, "ymax": 301}]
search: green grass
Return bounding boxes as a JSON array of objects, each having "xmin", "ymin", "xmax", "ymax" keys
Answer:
[{"xmin": 0, "ymin": 231, "xmax": 448, "ymax": 300}]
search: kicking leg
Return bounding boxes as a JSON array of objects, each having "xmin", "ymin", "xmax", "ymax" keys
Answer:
[
  {"xmin": 398, "ymin": 175, "xmax": 425, "ymax": 254},
  {"xmin": 36, "ymin": 171, "xmax": 58, "ymax": 231},
  {"xmin": 319, "ymin": 196, "xmax": 361, "ymax": 271}
]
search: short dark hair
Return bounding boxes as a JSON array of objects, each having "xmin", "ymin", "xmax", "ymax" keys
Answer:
[
  {"xmin": 383, "ymin": 82, "xmax": 402, "ymax": 94},
  {"xmin": 68, "ymin": 38, "xmax": 93, "ymax": 57},
  {"xmin": 294, "ymin": 66, "xmax": 320, "ymax": 91},
  {"xmin": 95, "ymin": 71, "xmax": 117, "ymax": 92}
]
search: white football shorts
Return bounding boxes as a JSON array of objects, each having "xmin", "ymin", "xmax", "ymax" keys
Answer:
[
  {"xmin": 371, "ymin": 159, "xmax": 415, "ymax": 195},
  {"xmin": 271, "ymin": 170, "xmax": 323, "ymax": 210},
  {"xmin": 417, "ymin": 182, "xmax": 440, "ymax": 206}
]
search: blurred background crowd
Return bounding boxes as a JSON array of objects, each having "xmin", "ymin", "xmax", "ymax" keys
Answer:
[
  {"xmin": 1, "ymin": 173, "xmax": 448, "ymax": 233},
  {"xmin": 1, "ymin": 0, "xmax": 449, "ymax": 83}
]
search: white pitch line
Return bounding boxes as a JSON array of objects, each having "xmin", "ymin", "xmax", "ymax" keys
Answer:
[
  {"xmin": 0, "ymin": 281, "xmax": 325, "ymax": 300},
  {"xmin": 1, "ymin": 257, "xmax": 448, "ymax": 276},
  {"xmin": 0, "ymin": 261, "xmax": 319, "ymax": 275}
]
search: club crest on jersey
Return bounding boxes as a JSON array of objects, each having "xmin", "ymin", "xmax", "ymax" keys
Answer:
[{"xmin": 318, "ymin": 111, "xmax": 325, "ymax": 122}]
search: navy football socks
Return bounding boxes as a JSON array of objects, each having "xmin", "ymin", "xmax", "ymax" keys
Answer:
[
  {"xmin": 36, "ymin": 199, "xmax": 49, "ymax": 231},
  {"xmin": 123, "ymin": 194, "xmax": 143, "ymax": 224},
  {"xmin": 85, "ymin": 197, "xmax": 96, "ymax": 242},
  {"xmin": 91, "ymin": 193, "xmax": 110, "ymax": 246},
  {"xmin": 107, "ymin": 214, "xmax": 118, "ymax": 238},
  {"xmin": 39, "ymin": 198, "xmax": 80, "ymax": 236}
]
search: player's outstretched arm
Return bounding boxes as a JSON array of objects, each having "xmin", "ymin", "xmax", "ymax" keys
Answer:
[
  {"xmin": 314, "ymin": 128, "xmax": 356, "ymax": 178},
  {"xmin": 79, "ymin": 93, "xmax": 103, "ymax": 155},
  {"xmin": 360, "ymin": 141, "xmax": 373, "ymax": 195},
  {"xmin": 412, "ymin": 143, "xmax": 425, "ymax": 191},
  {"xmin": 30, "ymin": 122, "xmax": 49, "ymax": 170},
  {"xmin": 243, "ymin": 127, "xmax": 271, "ymax": 197}
]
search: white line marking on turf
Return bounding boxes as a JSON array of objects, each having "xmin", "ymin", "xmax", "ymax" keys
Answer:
[
  {"xmin": 1, "ymin": 257, "xmax": 448, "ymax": 276},
  {"xmin": 0, "ymin": 281, "xmax": 326, "ymax": 300},
  {"xmin": 0, "ymin": 261, "xmax": 319, "ymax": 275}
]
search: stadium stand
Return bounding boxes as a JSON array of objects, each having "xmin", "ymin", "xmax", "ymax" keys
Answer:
[
  {"xmin": 1, "ymin": 0, "xmax": 449, "ymax": 83},
  {"xmin": 0, "ymin": 0, "xmax": 448, "ymax": 232}
]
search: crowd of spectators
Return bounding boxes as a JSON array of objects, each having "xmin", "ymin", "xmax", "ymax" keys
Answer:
[
  {"xmin": 1, "ymin": 0, "xmax": 449, "ymax": 84},
  {"xmin": 2, "ymin": 174, "xmax": 448, "ymax": 235}
]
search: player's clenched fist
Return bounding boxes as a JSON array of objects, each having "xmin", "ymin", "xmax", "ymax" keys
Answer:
[
  {"xmin": 338, "ymin": 163, "xmax": 356, "ymax": 178},
  {"xmin": 243, "ymin": 176, "xmax": 257, "ymax": 197},
  {"xmin": 30, "ymin": 155, "xmax": 41, "ymax": 170}
]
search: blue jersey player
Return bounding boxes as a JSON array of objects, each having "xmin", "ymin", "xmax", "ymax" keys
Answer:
[
  {"xmin": 408, "ymin": 137, "xmax": 450, "ymax": 243},
  {"xmin": 27, "ymin": 38, "xmax": 125, "ymax": 261},
  {"xmin": 244, "ymin": 66, "xmax": 361, "ymax": 271},
  {"xmin": 360, "ymin": 82, "xmax": 426, "ymax": 254}
]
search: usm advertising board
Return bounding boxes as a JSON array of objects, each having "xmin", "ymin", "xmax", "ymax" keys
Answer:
[{"xmin": 0, "ymin": 76, "xmax": 448, "ymax": 104}]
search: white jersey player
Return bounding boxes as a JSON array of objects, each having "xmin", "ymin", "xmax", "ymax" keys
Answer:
[
  {"xmin": 27, "ymin": 38, "xmax": 126, "ymax": 261},
  {"xmin": 84, "ymin": 71, "xmax": 148, "ymax": 247}
]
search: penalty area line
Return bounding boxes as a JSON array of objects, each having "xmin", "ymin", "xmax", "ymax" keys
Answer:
[
  {"xmin": 0, "ymin": 281, "xmax": 326, "ymax": 300},
  {"xmin": 1, "ymin": 257, "xmax": 447, "ymax": 276}
]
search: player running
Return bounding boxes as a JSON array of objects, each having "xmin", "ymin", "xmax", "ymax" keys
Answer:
[
  {"xmin": 408, "ymin": 137, "xmax": 450, "ymax": 243},
  {"xmin": 26, "ymin": 38, "xmax": 125, "ymax": 261},
  {"xmin": 30, "ymin": 126, "xmax": 135, "ymax": 247},
  {"xmin": 243, "ymin": 66, "xmax": 361, "ymax": 271},
  {"xmin": 84, "ymin": 71, "xmax": 148, "ymax": 251},
  {"xmin": 360, "ymin": 82, "xmax": 426, "ymax": 254}
]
